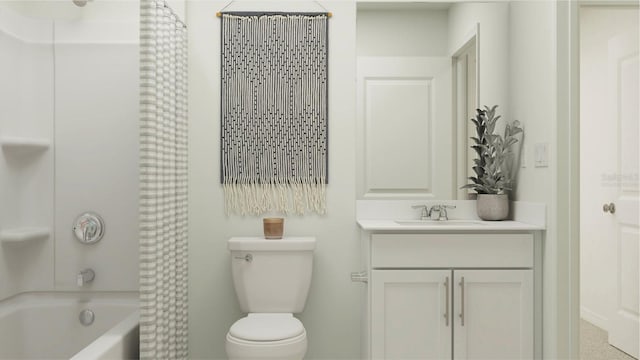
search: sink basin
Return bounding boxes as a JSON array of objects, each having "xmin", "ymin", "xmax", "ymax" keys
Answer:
[{"xmin": 394, "ymin": 220, "xmax": 486, "ymax": 226}]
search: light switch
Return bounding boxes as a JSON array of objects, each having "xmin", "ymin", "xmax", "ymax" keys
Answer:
[{"xmin": 534, "ymin": 143, "xmax": 548, "ymax": 168}]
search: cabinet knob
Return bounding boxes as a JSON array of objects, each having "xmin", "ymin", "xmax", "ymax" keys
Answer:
[{"xmin": 603, "ymin": 202, "xmax": 616, "ymax": 214}]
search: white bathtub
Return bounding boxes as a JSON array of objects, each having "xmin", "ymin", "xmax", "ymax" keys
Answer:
[{"xmin": 0, "ymin": 292, "xmax": 139, "ymax": 360}]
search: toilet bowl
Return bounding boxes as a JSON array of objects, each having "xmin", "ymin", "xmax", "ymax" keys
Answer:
[
  {"xmin": 225, "ymin": 313, "xmax": 307, "ymax": 360},
  {"xmin": 226, "ymin": 237, "xmax": 316, "ymax": 360}
]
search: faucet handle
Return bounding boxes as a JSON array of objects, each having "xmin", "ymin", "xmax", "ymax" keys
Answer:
[
  {"xmin": 411, "ymin": 205, "xmax": 429, "ymax": 220},
  {"xmin": 438, "ymin": 205, "xmax": 456, "ymax": 220}
]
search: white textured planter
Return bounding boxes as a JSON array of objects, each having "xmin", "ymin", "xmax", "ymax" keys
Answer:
[{"xmin": 476, "ymin": 194, "xmax": 509, "ymax": 221}]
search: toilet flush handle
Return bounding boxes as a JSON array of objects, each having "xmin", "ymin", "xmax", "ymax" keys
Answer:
[
  {"xmin": 234, "ymin": 254, "xmax": 253, "ymax": 262},
  {"xmin": 351, "ymin": 271, "xmax": 368, "ymax": 283}
]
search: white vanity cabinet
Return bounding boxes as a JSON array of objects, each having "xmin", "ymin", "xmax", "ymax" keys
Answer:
[
  {"xmin": 451, "ymin": 269, "xmax": 533, "ymax": 360},
  {"xmin": 371, "ymin": 269, "xmax": 452, "ymax": 359},
  {"xmin": 369, "ymin": 233, "xmax": 536, "ymax": 360}
]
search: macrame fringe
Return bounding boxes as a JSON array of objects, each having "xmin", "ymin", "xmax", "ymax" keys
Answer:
[
  {"xmin": 221, "ymin": 14, "xmax": 328, "ymax": 217},
  {"xmin": 223, "ymin": 180, "xmax": 326, "ymax": 216}
]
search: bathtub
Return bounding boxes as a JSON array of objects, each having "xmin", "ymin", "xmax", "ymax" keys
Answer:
[{"xmin": 0, "ymin": 292, "xmax": 139, "ymax": 360}]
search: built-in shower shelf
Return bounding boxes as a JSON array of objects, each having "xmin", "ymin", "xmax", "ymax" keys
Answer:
[
  {"xmin": 1, "ymin": 137, "xmax": 50, "ymax": 154},
  {"xmin": 0, "ymin": 227, "xmax": 50, "ymax": 244}
]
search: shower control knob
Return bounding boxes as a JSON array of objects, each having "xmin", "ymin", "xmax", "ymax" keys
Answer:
[{"xmin": 73, "ymin": 212, "xmax": 105, "ymax": 244}]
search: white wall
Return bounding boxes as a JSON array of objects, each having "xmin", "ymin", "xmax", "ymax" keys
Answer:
[
  {"xmin": 579, "ymin": 6, "xmax": 639, "ymax": 330},
  {"xmin": 0, "ymin": 6, "xmax": 54, "ymax": 301},
  {"xmin": 508, "ymin": 1, "xmax": 557, "ymax": 358},
  {"xmin": 448, "ymin": 2, "xmax": 509, "ymax": 120},
  {"xmin": 357, "ymin": 6, "xmax": 449, "ymax": 57},
  {"xmin": 510, "ymin": 2, "xmax": 555, "ymax": 204},
  {"xmin": 187, "ymin": 1, "xmax": 360, "ymax": 359}
]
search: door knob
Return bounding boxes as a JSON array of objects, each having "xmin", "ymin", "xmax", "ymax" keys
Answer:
[{"xmin": 603, "ymin": 202, "xmax": 616, "ymax": 214}]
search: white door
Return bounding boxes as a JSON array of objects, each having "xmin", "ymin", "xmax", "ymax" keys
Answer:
[
  {"xmin": 453, "ymin": 270, "xmax": 533, "ymax": 360},
  {"xmin": 356, "ymin": 57, "xmax": 452, "ymax": 199},
  {"xmin": 370, "ymin": 269, "xmax": 452, "ymax": 360},
  {"xmin": 607, "ymin": 30, "xmax": 640, "ymax": 358}
]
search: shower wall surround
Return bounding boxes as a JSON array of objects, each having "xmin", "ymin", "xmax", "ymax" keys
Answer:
[
  {"xmin": 54, "ymin": 19, "xmax": 139, "ymax": 291},
  {"xmin": 0, "ymin": 4, "xmax": 139, "ymax": 301},
  {"xmin": 0, "ymin": 8, "xmax": 54, "ymax": 301}
]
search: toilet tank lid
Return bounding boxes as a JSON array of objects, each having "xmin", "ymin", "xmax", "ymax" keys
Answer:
[{"xmin": 228, "ymin": 237, "xmax": 316, "ymax": 251}]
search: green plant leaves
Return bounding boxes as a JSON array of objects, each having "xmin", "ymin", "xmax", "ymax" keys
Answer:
[{"xmin": 461, "ymin": 105, "xmax": 523, "ymax": 195}]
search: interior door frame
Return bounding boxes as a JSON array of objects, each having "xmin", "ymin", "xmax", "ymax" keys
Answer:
[{"xmin": 564, "ymin": 1, "xmax": 639, "ymax": 359}]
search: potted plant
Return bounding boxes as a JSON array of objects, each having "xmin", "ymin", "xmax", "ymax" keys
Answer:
[{"xmin": 461, "ymin": 105, "xmax": 523, "ymax": 220}]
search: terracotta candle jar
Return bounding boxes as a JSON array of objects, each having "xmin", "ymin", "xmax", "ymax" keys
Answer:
[{"xmin": 263, "ymin": 218, "xmax": 284, "ymax": 239}]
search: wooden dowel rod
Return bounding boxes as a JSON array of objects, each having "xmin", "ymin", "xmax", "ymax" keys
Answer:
[{"xmin": 216, "ymin": 11, "xmax": 331, "ymax": 18}]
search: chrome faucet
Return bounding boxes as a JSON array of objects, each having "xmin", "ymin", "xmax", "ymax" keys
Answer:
[
  {"xmin": 412, "ymin": 205, "xmax": 432, "ymax": 220},
  {"xmin": 433, "ymin": 205, "xmax": 457, "ymax": 221},
  {"xmin": 77, "ymin": 269, "xmax": 95, "ymax": 287},
  {"xmin": 412, "ymin": 204, "xmax": 457, "ymax": 220}
]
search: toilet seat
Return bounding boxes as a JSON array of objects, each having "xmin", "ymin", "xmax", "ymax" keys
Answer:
[
  {"xmin": 229, "ymin": 313, "xmax": 304, "ymax": 341},
  {"xmin": 226, "ymin": 331, "xmax": 307, "ymax": 346},
  {"xmin": 225, "ymin": 314, "xmax": 308, "ymax": 360}
]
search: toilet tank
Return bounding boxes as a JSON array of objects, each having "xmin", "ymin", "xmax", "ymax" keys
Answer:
[{"xmin": 228, "ymin": 237, "xmax": 316, "ymax": 313}]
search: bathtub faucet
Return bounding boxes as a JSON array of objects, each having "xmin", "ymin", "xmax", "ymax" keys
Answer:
[{"xmin": 77, "ymin": 268, "xmax": 95, "ymax": 287}]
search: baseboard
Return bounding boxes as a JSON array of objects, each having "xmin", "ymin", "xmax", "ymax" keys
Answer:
[{"xmin": 581, "ymin": 306, "xmax": 609, "ymax": 331}]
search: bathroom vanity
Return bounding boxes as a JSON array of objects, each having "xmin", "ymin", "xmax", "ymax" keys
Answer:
[
  {"xmin": 356, "ymin": 201, "xmax": 545, "ymax": 360},
  {"xmin": 354, "ymin": 2, "xmax": 548, "ymax": 357}
]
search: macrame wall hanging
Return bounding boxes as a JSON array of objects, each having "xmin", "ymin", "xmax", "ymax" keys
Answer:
[{"xmin": 221, "ymin": 12, "xmax": 329, "ymax": 215}]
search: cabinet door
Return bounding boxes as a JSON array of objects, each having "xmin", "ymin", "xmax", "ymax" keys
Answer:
[
  {"xmin": 371, "ymin": 269, "xmax": 452, "ymax": 360},
  {"xmin": 453, "ymin": 270, "xmax": 533, "ymax": 360},
  {"xmin": 357, "ymin": 57, "xmax": 452, "ymax": 199}
]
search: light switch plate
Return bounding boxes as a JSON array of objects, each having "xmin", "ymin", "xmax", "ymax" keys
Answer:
[{"xmin": 534, "ymin": 143, "xmax": 549, "ymax": 167}]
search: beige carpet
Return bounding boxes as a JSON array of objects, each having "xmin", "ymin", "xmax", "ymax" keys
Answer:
[{"xmin": 581, "ymin": 319, "xmax": 637, "ymax": 360}]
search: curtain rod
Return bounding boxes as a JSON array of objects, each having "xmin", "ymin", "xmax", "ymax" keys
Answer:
[{"xmin": 216, "ymin": 11, "xmax": 332, "ymax": 18}]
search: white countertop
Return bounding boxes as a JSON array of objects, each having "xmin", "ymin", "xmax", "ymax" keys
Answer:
[
  {"xmin": 356, "ymin": 200, "xmax": 547, "ymax": 232},
  {"xmin": 357, "ymin": 219, "xmax": 545, "ymax": 231}
]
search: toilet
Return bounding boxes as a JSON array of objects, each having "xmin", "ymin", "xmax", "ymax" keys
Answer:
[{"xmin": 226, "ymin": 237, "xmax": 316, "ymax": 360}]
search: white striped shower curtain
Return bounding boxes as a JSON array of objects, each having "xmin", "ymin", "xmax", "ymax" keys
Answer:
[{"xmin": 139, "ymin": 0, "xmax": 188, "ymax": 358}]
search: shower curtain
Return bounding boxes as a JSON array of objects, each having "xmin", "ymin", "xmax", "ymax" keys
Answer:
[{"xmin": 139, "ymin": 0, "xmax": 188, "ymax": 358}]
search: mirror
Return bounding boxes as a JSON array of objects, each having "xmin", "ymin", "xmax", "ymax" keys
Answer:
[{"xmin": 355, "ymin": 1, "xmax": 509, "ymax": 200}]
